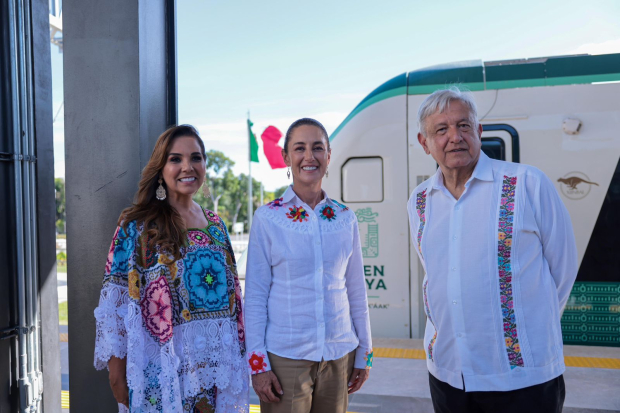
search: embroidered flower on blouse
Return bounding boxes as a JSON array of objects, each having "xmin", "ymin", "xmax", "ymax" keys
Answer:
[
  {"xmin": 267, "ymin": 197, "xmax": 284, "ymax": 210},
  {"xmin": 286, "ymin": 206, "xmax": 309, "ymax": 222},
  {"xmin": 141, "ymin": 276, "xmax": 174, "ymax": 344},
  {"xmin": 320, "ymin": 205, "xmax": 337, "ymax": 221},
  {"xmin": 182, "ymin": 308, "xmax": 191, "ymax": 321},
  {"xmin": 248, "ymin": 351, "xmax": 267, "ymax": 374},
  {"xmin": 188, "ymin": 230, "xmax": 211, "ymax": 246},
  {"xmin": 206, "ymin": 210, "xmax": 220, "ymax": 223}
]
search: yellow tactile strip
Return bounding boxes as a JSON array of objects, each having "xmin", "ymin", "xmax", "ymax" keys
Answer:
[
  {"xmin": 61, "ymin": 390, "xmax": 69, "ymax": 409},
  {"xmin": 373, "ymin": 347, "xmax": 620, "ymax": 369},
  {"xmin": 61, "ymin": 400, "xmax": 355, "ymax": 411}
]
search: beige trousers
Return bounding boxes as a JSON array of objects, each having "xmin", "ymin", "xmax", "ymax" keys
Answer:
[{"xmin": 260, "ymin": 351, "xmax": 356, "ymax": 413}]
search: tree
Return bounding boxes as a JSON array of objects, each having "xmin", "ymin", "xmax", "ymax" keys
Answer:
[
  {"xmin": 193, "ymin": 150, "xmax": 235, "ymax": 214},
  {"xmin": 55, "ymin": 178, "xmax": 66, "ymax": 234}
]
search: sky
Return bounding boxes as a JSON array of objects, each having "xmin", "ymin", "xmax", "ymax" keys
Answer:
[{"xmin": 51, "ymin": 0, "xmax": 620, "ymax": 190}]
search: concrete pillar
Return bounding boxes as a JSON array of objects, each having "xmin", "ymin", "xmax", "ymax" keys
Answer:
[{"xmin": 63, "ymin": 0, "xmax": 176, "ymax": 411}]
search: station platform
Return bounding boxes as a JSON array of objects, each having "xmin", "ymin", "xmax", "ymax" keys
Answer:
[
  {"xmin": 59, "ymin": 334, "xmax": 620, "ymax": 412},
  {"xmin": 249, "ymin": 338, "xmax": 620, "ymax": 413}
]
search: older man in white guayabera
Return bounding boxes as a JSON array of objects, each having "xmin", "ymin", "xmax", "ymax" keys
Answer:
[{"xmin": 407, "ymin": 87, "xmax": 577, "ymax": 413}]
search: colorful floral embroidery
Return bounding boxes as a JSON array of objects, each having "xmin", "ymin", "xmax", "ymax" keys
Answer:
[
  {"xmin": 498, "ymin": 175, "xmax": 524, "ymax": 369},
  {"xmin": 141, "ymin": 276, "xmax": 174, "ymax": 343},
  {"xmin": 365, "ymin": 350, "xmax": 374, "ymax": 369},
  {"xmin": 423, "ymin": 279, "xmax": 437, "ymax": 361},
  {"xmin": 183, "ymin": 249, "xmax": 230, "ymax": 313},
  {"xmin": 331, "ymin": 199, "xmax": 349, "ymax": 211},
  {"xmin": 181, "ymin": 308, "xmax": 191, "ymax": 321},
  {"xmin": 208, "ymin": 225, "xmax": 228, "ymax": 245},
  {"xmin": 286, "ymin": 205, "xmax": 309, "ymax": 222},
  {"xmin": 128, "ymin": 269, "xmax": 140, "ymax": 300},
  {"xmin": 267, "ymin": 197, "xmax": 284, "ymax": 210},
  {"xmin": 416, "ymin": 190, "xmax": 427, "ymax": 256},
  {"xmin": 248, "ymin": 351, "xmax": 267, "ymax": 374},
  {"xmin": 188, "ymin": 230, "xmax": 211, "ymax": 246},
  {"xmin": 205, "ymin": 210, "xmax": 220, "ymax": 224},
  {"xmin": 320, "ymin": 205, "xmax": 337, "ymax": 221}
]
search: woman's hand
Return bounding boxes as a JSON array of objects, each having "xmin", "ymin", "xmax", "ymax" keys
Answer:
[
  {"xmin": 252, "ymin": 371, "xmax": 283, "ymax": 403},
  {"xmin": 108, "ymin": 356, "xmax": 129, "ymax": 407},
  {"xmin": 348, "ymin": 368, "xmax": 370, "ymax": 394}
]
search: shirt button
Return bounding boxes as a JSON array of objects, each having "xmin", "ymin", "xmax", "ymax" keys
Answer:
[
  {"xmin": 452, "ymin": 300, "xmax": 457, "ymax": 305},
  {"xmin": 319, "ymin": 323, "xmax": 324, "ymax": 327},
  {"xmin": 451, "ymin": 267, "xmax": 456, "ymax": 271},
  {"xmin": 317, "ymin": 267, "xmax": 323, "ymax": 273},
  {"xmin": 452, "ymin": 235, "xmax": 457, "ymax": 240},
  {"xmin": 455, "ymin": 206, "xmax": 460, "ymax": 210},
  {"xmin": 457, "ymin": 333, "xmax": 463, "ymax": 338},
  {"xmin": 312, "ymin": 216, "xmax": 317, "ymax": 221}
]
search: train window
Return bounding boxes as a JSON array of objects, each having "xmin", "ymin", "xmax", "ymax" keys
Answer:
[
  {"xmin": 481, "ymin": 137, "xmax": 505, "ymax": 161},
  {"xmin": 341, "ymin": 157, "xmax": 384, "ymax": 202}
]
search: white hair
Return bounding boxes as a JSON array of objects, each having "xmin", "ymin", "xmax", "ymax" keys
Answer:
[{"xmin": 417, "ymin": 86, "xmax": 479, "ymax": 136}]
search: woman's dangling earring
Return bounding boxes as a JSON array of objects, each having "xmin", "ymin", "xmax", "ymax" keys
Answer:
[
  {"xmin": 325, "ymin": 168, "xmax": 329, "ymax": 178},
  {"xmin": 287, "ymin": 168, "xmax": 291, "ymax": 179},
  {"xmin": 156, "ymin": 178, "xmax": 166, "ymax": 201}
]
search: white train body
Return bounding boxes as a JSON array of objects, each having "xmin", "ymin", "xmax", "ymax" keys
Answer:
[{"xmin": 323, "ymin": 54, "xmax": 620, "ymax": 345}]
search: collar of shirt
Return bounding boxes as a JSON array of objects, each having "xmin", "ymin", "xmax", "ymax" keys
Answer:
[
  {"xmin": 430, "ymin": 151, "xmax": 494, "ymax": 195},
  {"xmin": 281, "ymin": 184, "xmax": 334, "ymax": 209}
]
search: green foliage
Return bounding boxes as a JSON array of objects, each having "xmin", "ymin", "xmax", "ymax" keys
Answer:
[
  {"xmin": 55, "ymin": 178, "xmax": 66, "ymax": 234},
  {"xmin": 58, "ymin": 301, "xmax": 68, "ymax": 325},
  {"xmin": 193, "ymin": 150, "xmax": 280, "ymax": 232}
]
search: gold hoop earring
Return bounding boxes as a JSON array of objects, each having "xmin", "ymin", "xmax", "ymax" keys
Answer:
[
  {"xmin": 287, "ymin": 168, "xmax": 291, "ymax": 179},
  {"xmin": 156, "ymin": 178, "xmax": 166, "ymax": 201}
]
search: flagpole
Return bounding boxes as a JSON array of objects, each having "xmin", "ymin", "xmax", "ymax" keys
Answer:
[{"xmin": 247, "ymin": 111, "xmax": 253, "ymax": 234}]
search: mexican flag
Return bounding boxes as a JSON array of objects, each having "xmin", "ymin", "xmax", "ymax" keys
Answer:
[{"xmin": 247, "ymin": 119, "xmax": 259, "ymax": 163}]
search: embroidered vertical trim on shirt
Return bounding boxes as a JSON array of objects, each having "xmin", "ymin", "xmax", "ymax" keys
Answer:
[
  {"xmin": 416, "ymin": 190, "xmax": 427, "ymax": 256},
  {"xmin": 498, "ymin": 175, "xmax": 524, "ymax": 369},
  {"xmin": 423, "ymin": 279, "xmax": 437, "ymax": 362}
]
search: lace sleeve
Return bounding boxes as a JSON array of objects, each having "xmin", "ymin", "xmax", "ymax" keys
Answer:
[
  {"xmin": 94, "ymin": 283, "xmax": 130, "ymax": 370},
  {"xmin": 94, "ymin": 224, "xmax": 137, "ymax": 370}
]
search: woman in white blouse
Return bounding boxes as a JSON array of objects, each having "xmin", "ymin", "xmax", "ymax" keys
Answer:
[
  {"xmin": 408, "ymin": 87, "xmax": 577, "ymax": 413},
  {"xmin": 245, "ymin": 118, "xmax": 372, "ymax": 413}
]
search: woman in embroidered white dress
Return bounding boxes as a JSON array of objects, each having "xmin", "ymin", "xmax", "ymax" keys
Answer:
[
  {"xmin": 94, "ymin": 125, "xmax": 249, "ymax": 413},
  {"xmin": 245, "ymin": 118, "xmax": 373, "ymax": 413}
]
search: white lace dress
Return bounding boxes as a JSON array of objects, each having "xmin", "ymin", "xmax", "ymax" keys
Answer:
[{"xmin": 94, "ymin": 212, "xmax": 249, "ymax": 412}]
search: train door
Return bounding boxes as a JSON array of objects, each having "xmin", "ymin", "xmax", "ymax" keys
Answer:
[{"xmin": 325, "ymin": 92, "xmax": 410, "ymax": 338}]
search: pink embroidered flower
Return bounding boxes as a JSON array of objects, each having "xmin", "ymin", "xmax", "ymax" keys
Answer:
[
  {"xmin": 248, "ymin": 352, "xmax": 267, "ymax": 374},
  {"xmin": 188, "ymin": 230, "xmax": 211, "ymax": 246},
  {"xmin": 141, "ymin": 276, "xmax": 174, "ymax": 344},
  {"xmin": 206, "ymin": 210, "xmax": 221, "ymax": 223}
]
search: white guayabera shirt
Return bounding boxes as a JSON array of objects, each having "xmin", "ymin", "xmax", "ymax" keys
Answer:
[
  {"xmin": 244, "ymin": 186, "xmax": 373, "ymax": 375},
  {"xmin": 407, "ymin": 152, "xmax": 578, "ymax": 392}
]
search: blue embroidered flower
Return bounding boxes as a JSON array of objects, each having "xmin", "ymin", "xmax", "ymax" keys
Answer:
[
  {"xmin": 208, "ymin": 224, "xmax": 228, "ymax": 245},
  {"xmin": 110, "ymin": 222, "xmax": 138, "ymax": 274},
  {"xmin": 183, "ymin": 249, "xmax": 229, "ymax": 313}
]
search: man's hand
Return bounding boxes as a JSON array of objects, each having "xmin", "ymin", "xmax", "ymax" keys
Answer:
[
  {"xmin": 108, "ymin": 356, "xmax": 129, "ymax": 407},
  {"xmin": 252, "ymin": 371, "xmax": 283, "ymax": 403},
  {"xmin": 348, "ymin": 368, "xmax": 370, "ymax": 394}
]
